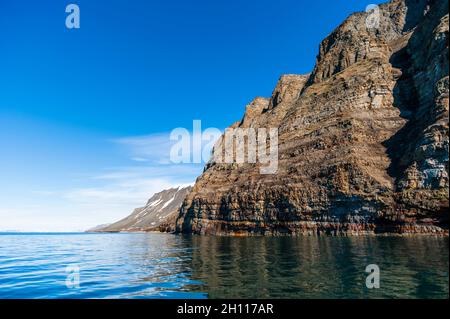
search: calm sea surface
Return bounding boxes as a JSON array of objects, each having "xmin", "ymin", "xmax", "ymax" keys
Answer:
[{"xmin": 0, "ymin": 233, "xmax": 448, "ymax": 299}]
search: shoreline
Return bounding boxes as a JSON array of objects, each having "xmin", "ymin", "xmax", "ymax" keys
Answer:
[{"xmin": 87, "ymin": 229, "xmax": 449, "ymax": 237}]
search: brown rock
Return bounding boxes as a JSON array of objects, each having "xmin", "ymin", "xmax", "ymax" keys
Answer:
[{"xmin": 176, "ymin": 0, "xmax": 449, "ymax": 236}]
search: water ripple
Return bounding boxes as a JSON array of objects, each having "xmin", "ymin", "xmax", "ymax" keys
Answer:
[{"xmin": 0, "ymin": 233, "xmax": 448, "ymax": 298}]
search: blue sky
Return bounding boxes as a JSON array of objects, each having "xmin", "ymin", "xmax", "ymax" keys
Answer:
[{"xmin": 0, "ymin": 0, "xmax": 384, "ymax": 231}]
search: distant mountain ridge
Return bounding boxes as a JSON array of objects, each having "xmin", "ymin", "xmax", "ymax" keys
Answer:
[
  {"xmin": 92, "ymin": 186, "xmax": 192, "ymax": 232},
  {"xmin": 86, "ymin": 224, "xmax": 111, "ymax": 232}
]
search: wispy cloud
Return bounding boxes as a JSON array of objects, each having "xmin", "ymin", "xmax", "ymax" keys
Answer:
[
  {"xmin": 93, "ymin": 165, "xmax": 202, "ymax": 181},
  {"xmin": 31, "ymin": 190, "xmax": 57, "ymax": 196},
  {"xmin": 1, "ymin": 175, "xmax": 191, "ymax": 232},
  {"xmin": 59, "ymin": 163, "xmax": 200, "ymax": 229},
  {"xmin": 131, "ymin": 157, "xmax": 149, "ymax": 162},
  {"xmin": 64, "ymin": 177, "xmax": 176, "ymax": 210},
  {"xmin": 113, "ymin": 133, "xmax": 175, "ymax": 164},
  {"xmin": 55, "ymin": 137, "xmax": 203, "ymax": 230},
  {"xmin": 0, "ymin": 130, "xmax": 209, "ymax": 232},
  {"xmin": 112, "ymin": 128, "xmax": 222, "ymax": 165}
]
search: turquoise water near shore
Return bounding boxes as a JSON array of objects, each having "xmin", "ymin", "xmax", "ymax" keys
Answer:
[{"xmin": 0, "ymin": 233, "xmax": 448, "ymax": 299}]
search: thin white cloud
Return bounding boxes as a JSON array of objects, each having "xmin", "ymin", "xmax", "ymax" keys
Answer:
[
  {"xmin": 112, "ymin": 129, "xmax": 222, "ymax": 165},
  {"xmin": 64, "ymin": 178, "xmax": 174, "ymax": 205},
  {"xmin": 131, "ymin": 157, "xmax": 149, "ymax": 162},
  {"xmin": 113, "ymin": 133, "xmax": 175, "ymax": 164},
  {"xmin": 0, "ymin": 177, "xmax": 185, "ymax": 232},
  {"xmin": 93, "ymin": 165, "xmax": 202, "ymax": 181},
  {"xmin": 31, "ymin": 190, "xmax": 56, "ymax": 196},
  {"xmin": 59, "ymin": 164, "xmax": 200, "ymax": 230},
  {"xmin": 0, "ymin": 130, "xmax": 212, "ymax": 232}
]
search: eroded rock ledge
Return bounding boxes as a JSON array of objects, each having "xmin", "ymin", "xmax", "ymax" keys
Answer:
[{"xmin": 174, "ymin": 0, "xmax": 449, "ymax": 236}]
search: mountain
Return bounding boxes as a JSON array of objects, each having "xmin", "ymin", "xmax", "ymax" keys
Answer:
[
  {"xmin": 93, "ymin": 186, "xmax": 192, "ymax": 232},
  {"xmin": 175, "ymin": 0, "xmax": 449, "ymax": 235},
  {"xmin": 86, "ymin": 224, "xmax": 111, "ymax": 232}
]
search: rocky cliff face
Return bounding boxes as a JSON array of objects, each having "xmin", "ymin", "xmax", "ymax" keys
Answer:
[
  {"xmin": 95, "ymin": 186, "xmax": 192, "ymax": 232},
  {"xmin": 175, "ymin": 0, "xmax": 449, "ymax": 236}
]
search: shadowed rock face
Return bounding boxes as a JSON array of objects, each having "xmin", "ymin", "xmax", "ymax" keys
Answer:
[
  {"xmin": 94, "ymin": 187, "xmax": 192, "ymax": 232},
  {"xmin": 175, "ymin": 0, "xmax": 449, "ymax": 236}
]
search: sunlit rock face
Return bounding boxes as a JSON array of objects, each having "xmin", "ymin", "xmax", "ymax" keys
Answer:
[{"xmin": 176, "ymin": 0, "xmax": 449, "ymax": 236}]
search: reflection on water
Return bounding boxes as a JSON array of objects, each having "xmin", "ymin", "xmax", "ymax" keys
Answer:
[
  {"xmin": 182, "ymin": 236, "xmax": 449, "ymax": 299},
  {"xmin": 0, "ymin": 233, "xmax": 448, "ymax": 298}
]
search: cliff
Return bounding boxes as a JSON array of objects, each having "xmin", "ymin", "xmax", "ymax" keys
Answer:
[
  {"xmin": 94, "ymin": 186, "xmax": 192, "ymax": 232},
  {"xmin": 175, "ymin": 0, "xmax": 449, "ymax": 236}
]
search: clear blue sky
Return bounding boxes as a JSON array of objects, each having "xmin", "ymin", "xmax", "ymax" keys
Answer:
[{"xmin": 0, "ymin": 0, "xmax": 385, "ymax": 231}]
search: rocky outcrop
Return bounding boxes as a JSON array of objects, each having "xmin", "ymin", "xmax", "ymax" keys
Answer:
[
  {"xmin": 94, "ymin": 186, "xmax": 192, "ymax": 232},
  {"xmin": 175, "ymin": 0, "xmax": 449, "ymax": 236}
]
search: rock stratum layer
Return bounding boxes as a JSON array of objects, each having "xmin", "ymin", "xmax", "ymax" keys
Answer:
[
  {"xmin": 95, "ymin": 186, "xmax": 192, "ymax": 232},
  {"xmin": 175, "ymin": 0, "xmax": 449, "ymax": 236}
]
